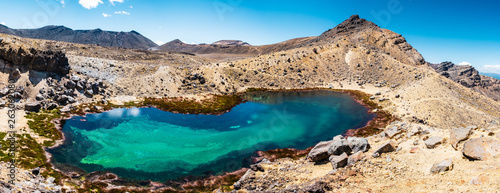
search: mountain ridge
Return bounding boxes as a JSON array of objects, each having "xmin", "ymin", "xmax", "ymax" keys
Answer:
[{"xmin": 0, "ymin": 24, "xmax": 157, "ymax": 49}]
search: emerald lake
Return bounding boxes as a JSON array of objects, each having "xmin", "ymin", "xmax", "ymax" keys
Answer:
[{"xmin": 49, "ymin": 90, "xmax": 374, "ymax": 181}]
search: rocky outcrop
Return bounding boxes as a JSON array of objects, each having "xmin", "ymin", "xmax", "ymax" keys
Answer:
[
  {"xmin": 431, "ymin": 62, "xmax": 500, "ymax": 101},
  {"xmin": 0, "ymin": 41, "xmax": 69, "ymax": 74},
  {"xmin": 462, "ymin": 138, "xmax": 500, "ymax": 160}
]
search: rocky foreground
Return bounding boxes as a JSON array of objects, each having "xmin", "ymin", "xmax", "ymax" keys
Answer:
[{"xmin": 0, "ymin": 15, "xmax": 499, "ymax": 192}]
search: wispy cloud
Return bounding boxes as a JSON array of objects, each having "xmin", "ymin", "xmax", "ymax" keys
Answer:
[
  {"xmin": 79, "ymin": 0, "xmax": 103, "ymax": 9},
  {"xmin": 458, "ymin": 61, "xmax": 472, "ymax": 66},
  {"xmin": 102, "ymin": 13, "xmax": 111, "ymax": 17},
  {"xmin": 114, "ymin": 11, "xmax": 130, "ymax": 15},
  {"xmin": 130, "ymin": 6, "xmax": 133, "ymax": 8},
  {"xmin": 109, "ymin": 0, "xmax": 124, "ymax": 5},
  {"xmin": 479, "ymin": 65, "xmax": 500, "ymax": 74},
  {"xmin": 59, "ymin": 0, "xmax": 66, "ymax": 7}
]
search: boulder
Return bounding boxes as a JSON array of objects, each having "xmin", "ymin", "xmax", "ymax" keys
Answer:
[
  {"xmin": 430, "ymin": 159, "xmax": 453, "ymax": 174},
  {"xmin": 67, "ymin": 96, "xmax": 76, "ymax": 103},
  {"xmin": 10, "ymin": 92, "xmax": 22, "ymax": 99},
  {"xmin": 307, "ymin": 140, "xmax": 334, "ymax": 162},
  {"xmin": 425, "ymin": 136, "xmax": 443, "ymax": 149},
  {"xmin": 347, "ymin": 137, "xmax": 370, "ymax": 153},
  {"xmin": 450, "ymin": 127, "xmax": 473, "ymax": 149},
  {"xmin": 31, "ymin": 167, "xmax": 40, "ymax": 176},
  {"xmin": 64, "ymin": 80, "xmax": 76, "ymax": 90},
  {"xmin": 9, "ymin": 68, "xmax": 21, "ymax": 79},
  {"xmin": 25, "ymin": 102, "xmax": 42, "ymax": 112},
  {"xmin": 76, "ymin": 81, "xmax": 85, "ymax": 90},
  {"xmin": 0, "ymin": 87, "xmax": 9, "ymax": 96},
  {"xmin": 372, "ymin": 141, "xmax": 397, "ymax": 157},
  {"xmin": 70, "ymin": 76, "xmax": 80, "ymax": 82},
  {"xmin": 35, "ymin": 94, "xmax": 44, "ymax": 101},
  {"xmin": 91, "ymin": 82, "xmax": 99, "ymax": 94},
  {"xmin": 84, "ymin": 89, "xmax": 94, "ymax": 97},
  {"xmin": 385, "ymin": 125, "xmax": 401, "ymax": 138},
  {"xmin": 328, "ymin": 139, "xmax": 352, "ymax": 155},
  {"xmin": 47, "ymin": 103, "xmax": 58, "ymax": 110},
  {"xmin": 347, "ymin": 151, "xmax": 365, "ymax": 165},
  {"xmin": 250, "ymin": 164, "xmax": 264, "ymax": 172},
  {"xmin": 199, "ymin": 77, "xmax": 206, "ymax": 84},
  {"xmin": 56, "ymin": 95, "xmax": 69, "ymax": 105},
  {"xmin": 329, "ymin": 152, "xmax": 348, "ymax": 169},
  {"xmin": 462, "ymin": 138, "xmax": 500, "ymax": 160}
]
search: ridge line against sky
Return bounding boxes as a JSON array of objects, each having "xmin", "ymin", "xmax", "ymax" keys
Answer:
[{"xmin": 0, "ymin": 0, "xmax": 499, "ymax": 74}]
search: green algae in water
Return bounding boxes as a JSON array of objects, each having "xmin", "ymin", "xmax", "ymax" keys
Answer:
[{"xmin": 49, "ymin": 90, "xmax": 374, "ymax": 181}]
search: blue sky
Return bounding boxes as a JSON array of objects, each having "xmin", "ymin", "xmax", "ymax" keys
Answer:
[{"xmin": 0, "ymin": 0, "xmax": 499, "ymax": 74}]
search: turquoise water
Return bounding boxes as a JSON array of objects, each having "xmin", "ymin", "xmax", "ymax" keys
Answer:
[{"xmin": 49, "ymin": 90, "xmax": 373, "ymax": 181}]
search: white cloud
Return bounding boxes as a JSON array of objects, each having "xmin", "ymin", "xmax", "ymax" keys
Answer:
[
  {"xmin": 479, "ymin": 65, "xmax": 500, "ymax": 74},
  {"xmin": 109, "ymin": 0, "xmax": 124, "ymax": 5},
  {"xmin": 130, "ymin": 6, "xmax": 133, "ymax": 8},
  {"xmin": 79, "ymin": 0, "xmax": 103, "ymax": 9},
  {"xmin": 114, "ymin": 11, "xmax": 130, "ymax": 15},
  {"xmin": 458, "ymin": 61, "xmax": 472, "ymax": 66},
  {"xmin": 155, "ymin": 40, "xmax": 165, "ymax": 45},
  {"xmin": 0, "ymin": 21, "xmax": 5, "ymax": 25},
  {"xmin": 102, "ymin": 13, "xmax": 111, "ymax": 17},
  {"xmin": 59, "ymin": 0, "xmax": 65, "ymax": 7}
]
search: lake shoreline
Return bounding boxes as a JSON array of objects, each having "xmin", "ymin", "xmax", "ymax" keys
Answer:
[{"xmin": 42, "ymin": 88, "xmax": 393, "ymax": 192}]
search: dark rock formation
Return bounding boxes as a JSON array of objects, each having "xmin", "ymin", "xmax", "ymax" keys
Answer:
[
  {"xmin": 0, "ymin": 25, "xmax": 157, "ymax": 49},
  {"xmin": 0, "ymin": 43, "xmax": 70, "ymax": 74},
  {"xmin": 25, "ymin": 102, "xmax": 42, "ymax": 112},
  {"xmin": 431, "ymin": 62, "xmax": 500, "ymax": 101}
]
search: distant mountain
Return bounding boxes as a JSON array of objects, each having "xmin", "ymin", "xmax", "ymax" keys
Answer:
[
  {"xmin": 431, "ymin": 62, "xmax": 500, "ymax": 101},
  {"xmin": 157, "ymin": 37, "xmax": 314, "ymax": 56},
  {"xmin": 0, "ymin": 24, "xmax": 157, "ymax": 49}
]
